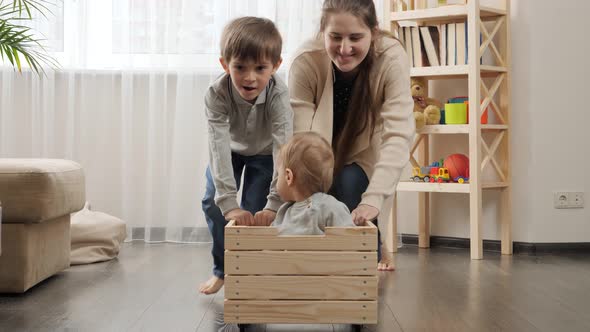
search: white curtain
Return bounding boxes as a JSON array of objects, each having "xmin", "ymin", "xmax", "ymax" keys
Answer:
[{"xmin": 0, "ymin": 0, "xmax": 383, "ymax": 243}]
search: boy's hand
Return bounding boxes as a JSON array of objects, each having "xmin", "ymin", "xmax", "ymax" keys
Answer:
[
  {"xmin": 254, "ymin": 209, "xmax": 276, "ymax": 226},
  {"xmin": 225, "ymin": 208, "xmax": 255, "ymax": 226},
  {"xmin": 351, "ymin": 204, "xmax": 379, "ymax": 226}
]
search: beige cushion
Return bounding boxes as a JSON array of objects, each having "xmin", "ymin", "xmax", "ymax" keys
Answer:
[
  {"xmin": 70, "ymin": 202, "xmax": 127, "ymax": 265},
  {"xmin": 0, "ymin": 159, "xmax": 85, "ymax": 223},
  {"xmin": 0, "ymin": 215, "xmax": 71, "ymax": 293}
]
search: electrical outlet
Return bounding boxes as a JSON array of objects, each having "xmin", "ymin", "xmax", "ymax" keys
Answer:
[
  {"xmin": 554, "ymin": 192, "xmax": 585, "ymax": 209},
  {"xmin": 570, "ymin": 192, "xmax": 584, "ymax": 208},
  {"xmin": 554, "ymin": 192, "xmax": 570, "ymax": 209}
]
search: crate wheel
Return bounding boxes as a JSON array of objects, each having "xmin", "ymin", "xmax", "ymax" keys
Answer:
[
  {"xmin": 351, "ymin": 324, "xmax": 362, "ymax": 332},
  {"xmin": 237, "ymin": 323, "xmax": 248, "ymax": 332}
]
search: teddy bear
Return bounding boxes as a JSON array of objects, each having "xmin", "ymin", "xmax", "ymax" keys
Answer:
[{"xmin": 411, "ymin": 77, "xmax": 443, "ymax": 129}]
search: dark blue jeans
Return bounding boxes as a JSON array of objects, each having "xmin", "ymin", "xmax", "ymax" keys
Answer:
[
  {"xmin": 329, "ymin": 163, "xmax": 383, "ymax": 262},
  {"xmin": 202, "ymin": 153, "xmax": 273, "ymax": 279}
]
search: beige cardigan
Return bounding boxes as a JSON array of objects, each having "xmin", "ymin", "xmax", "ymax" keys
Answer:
[{"xmin": 288, "ymin": 36, "xmax": 415, "ymax": 213}]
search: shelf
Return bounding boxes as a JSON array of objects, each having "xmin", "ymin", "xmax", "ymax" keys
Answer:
[
  {"xmin": 482, "ymin": 182, "xmax": 510, "ymax": 189},
  {"xmin": 397, "ymin": 181, "xmax": 470, "ymax": 193},
  {"xmin": 416, "ymin": 124, "xmax": 508, "ymax": 134},
  {"xmin": 418, "ymin": 125, "xmax": 469, "ymax": 134},
  {"xmin": 396, "ymin": 181, "xmax": 509, "ymax": 193},
  {"xmin": 390, "ymin": 5, "xmax": 506, "ymax": 23},
  {"xmin": 481, "ymin": 124, "xmax": 509, "ymax": 131},
  {"xmin": 410, "ymin": 65, "xmax": 507, "ymax": 79}
]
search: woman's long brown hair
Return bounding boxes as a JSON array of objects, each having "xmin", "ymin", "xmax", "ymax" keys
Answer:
[{"xmin": 319, "ymin": 0, "xmax": 382, "ymax": 173}]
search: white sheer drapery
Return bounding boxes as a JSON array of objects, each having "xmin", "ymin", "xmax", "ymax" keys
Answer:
[
  {"xmin": 0, "ymin": 0, "xmax": 383, "ymax": 242},
  {"xmin": 1, "ymin": 0, "xmax": 326, "ymax": 242}
]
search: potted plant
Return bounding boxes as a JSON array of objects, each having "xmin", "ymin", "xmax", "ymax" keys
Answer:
[{"xmin": 0, "ymin": 0, "xmax": 58, "ymax": 75}]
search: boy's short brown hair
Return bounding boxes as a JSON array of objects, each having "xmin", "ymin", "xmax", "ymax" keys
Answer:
[
  {"xmin": 279, "ymin": 132, "xmax": 334, "ymax": 194},
  {"xmin": 220, "ymin": 16, "xmax": 282, "ymax": 65}
]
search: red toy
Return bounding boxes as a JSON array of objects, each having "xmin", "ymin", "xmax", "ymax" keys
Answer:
[{"xmin": 444, "ymin": 154, "xmax": 469, "ymax": 181}]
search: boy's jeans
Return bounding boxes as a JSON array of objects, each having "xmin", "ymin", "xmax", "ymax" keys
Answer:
[
  {"xmin": 202, "ymin": 153, "xmax": 273, "ymax": 279},
  {"xmin": 330, "ymin": 163, "xmax": 383, "ymax": 262}
]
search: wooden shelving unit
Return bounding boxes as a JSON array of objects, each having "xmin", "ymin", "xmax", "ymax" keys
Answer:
[{"xmin": 384, "ymin": 0, "xmax": 512, "ymax": 259}]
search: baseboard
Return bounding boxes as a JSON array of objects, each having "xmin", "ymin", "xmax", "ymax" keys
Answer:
[
  {"xmin": 126, "ymin": 228, "xmax": 590, "ymax": 254},
  {"xmin": 130, "ymin": 227, "xmax": 212, "ymax": 243},
  {"xmin": 401, "ymin": 234, "xmax": 590, "ymax": 255}
]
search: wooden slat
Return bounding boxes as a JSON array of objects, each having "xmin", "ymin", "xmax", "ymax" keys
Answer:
[
  {"xmin": 224, "ymin": 276, "xmax": 378, "ymax": 300},
  {"xmin": 410, "ymin": 65, "xmax": 506, "ymax": 79},
  {"xmin": 397, "ymin": 181, "xmax": 470, "ymax": 193},
  {"xmin": 225, "ymin": 232, "xmax": 376, "ymax": 251},
  {"xmin": 380, "ymin": 0, "xmax": 392, "ymax": 31},
  {"xmin": 225, "ymin": 251, "xmax": 376, "ymax": 276},
  {"xmin": 224, "ymin": 300, "xmax": 378, "ymax": 324},
  {"xmin": 226, "ymin": 220, "xmax": 376, "ymax": 233},
  {"xmin": 225, "ymin": 221, "xmax": 377, "ymax": 251},
  {"xmin": 390, "ymin": 5, "xmax": 505, "ymax": 22},
  {"xmin": 415, "ymin": 124, "xmax": 508, "ymax": 134},
  {"xmin": 419, "ymin": 118, "xmax": 430, "ymax": 248},
  {"xmin": 387, "ymin": 192, "xmax": 398, "ymax": 253},
  {"xmin": 224, "ymin": 220, "xmax": 277, "ymax": 235},
  {"xmin": 499, "ymin": 0, "xmax": 513, "ymax": 255},
  {"xmin": 418, "ymin": 125, "xmax": 469, "ymax": 134},
  {"xmin": 482, "ymin": 124, "xmax": 509, "ymax": 130},
  {"xmin": 468, "ymin": 0, "xmax": 483, "ymax": 260},
  {"xmin": 411, "ymin": 65, "xmax": 471, "ymax": 78},
  {"xmin": 482, "ymin": 182, "xmax": 509, "ymax": 189},
  {"xmin": 225, "ymin": 223, "xmax": 379, "ymax": 236}
]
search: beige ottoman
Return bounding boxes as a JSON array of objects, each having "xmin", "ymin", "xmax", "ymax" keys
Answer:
[{"xmin": 0, "ymin": 159, "xmax": 85, "ymax": 293}]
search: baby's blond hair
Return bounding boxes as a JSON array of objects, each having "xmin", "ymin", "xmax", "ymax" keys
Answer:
[{"xmin": 279, "ymin": 132, "xmax": 334, "ymax": 194}]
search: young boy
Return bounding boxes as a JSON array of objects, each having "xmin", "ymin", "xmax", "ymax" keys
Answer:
[
  {"xmin": 199, "ymin": 17, "xmax": 293, "ymax": 295},
  {"xmin": 271, "ymin": 132, "xmax": 354, "ymax": 235}
]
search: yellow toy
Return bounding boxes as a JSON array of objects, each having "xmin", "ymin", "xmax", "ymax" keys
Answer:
[{"xmin": 411, "ymin": 77, "xmax": 443, "ymax": 129}]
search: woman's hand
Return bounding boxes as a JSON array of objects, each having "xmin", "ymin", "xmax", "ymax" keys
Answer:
[
  {"xmin": 351, "ymin": 204, "xmax": 379, "ymax": 225},
  {"xmin": 254, "ymin": 209, "xmax": 276, "ymax": 226}
]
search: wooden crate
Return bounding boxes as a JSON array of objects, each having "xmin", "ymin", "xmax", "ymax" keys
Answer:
[{"xmin": 224, "ymin": 220, "xmax": 378, "ymax": 325}]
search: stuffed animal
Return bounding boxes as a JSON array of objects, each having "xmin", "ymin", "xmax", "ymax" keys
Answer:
[{"xmin": 411, "ymin": 78, "xmax": 443, "ymax": 129}]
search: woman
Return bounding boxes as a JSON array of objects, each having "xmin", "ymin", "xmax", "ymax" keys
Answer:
[{"xmin": 289, "ymin": 0, "xmax": 415, "ymax": 270}]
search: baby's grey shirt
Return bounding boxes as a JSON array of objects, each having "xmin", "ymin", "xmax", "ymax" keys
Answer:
[{"xmin": 271, "ymin": 193, "xmax": 355, "ymax": 235}]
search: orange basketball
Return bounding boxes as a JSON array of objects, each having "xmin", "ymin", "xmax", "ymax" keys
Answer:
[{"xmin": 444, "ymin": 154, "xmax": 469, "ymax": 180}]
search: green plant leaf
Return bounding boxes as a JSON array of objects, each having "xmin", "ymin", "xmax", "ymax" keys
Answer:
[
  {"xmin": 12, "ymin": 46, "xmax": 21, "ymax": 70},
  {"xmin": 0, "ymin": 1, "xmax": 59, "ymax": 75}
]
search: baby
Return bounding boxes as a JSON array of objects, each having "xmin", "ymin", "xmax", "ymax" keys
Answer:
[{"xmin": 271, "ymin": 132, "xmax": 354, "ymax": 234}]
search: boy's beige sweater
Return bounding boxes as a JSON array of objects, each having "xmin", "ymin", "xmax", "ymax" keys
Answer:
[{"xmin": 288, "ymin": 36, "xmax": 415, "ymax": 213}]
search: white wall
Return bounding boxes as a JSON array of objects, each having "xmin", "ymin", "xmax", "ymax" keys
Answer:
[{"xmin": 394, "ymin": 0, "xmax": 590, "ymax": 243}]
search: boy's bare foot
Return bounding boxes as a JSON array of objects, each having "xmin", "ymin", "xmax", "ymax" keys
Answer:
[
  {"xmin": 378, "ymin": 259, "xmax": 395, "ymax": 271},
  {"xmin": 378, "ymin": 251, "xmax": 395, "ymax": 271},
  {"xmin": 199, "ymin": 276, "xmax": 224, "ymax": 294}
]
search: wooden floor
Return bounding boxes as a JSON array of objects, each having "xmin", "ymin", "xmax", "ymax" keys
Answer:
[{"xmin": 1, "ymin": 243, "xmax": 590, "ymax": 332}]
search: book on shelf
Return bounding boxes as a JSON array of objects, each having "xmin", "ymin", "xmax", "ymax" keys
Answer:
[
  {"xmin": 455, "ymin": 21, "xmax": 466, "ymax": 65},
  {"xmin": 420, "ymin": 26, "xmax": 440, "ymax": 67},
  {"xmin": 439, "ymin": 23, "xmax": 447, "ymax": 66},
  {"xmin": 411, "ymin": 26, "xmax": 422, "ymax": 67},
  {"xmin": 396, "ymin": 15, "xmax": 485, "ymax": 68},
  {"xmin": 403, "ymin": 26, "xmax": 414, "ymax": 67},
  {"xmin": 447, "ymin": 23, "xmax": 456, "ymax": 66},
  {"xmin": 397, "ymin": 26, "xmax": 406, "ymax": 48}
]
